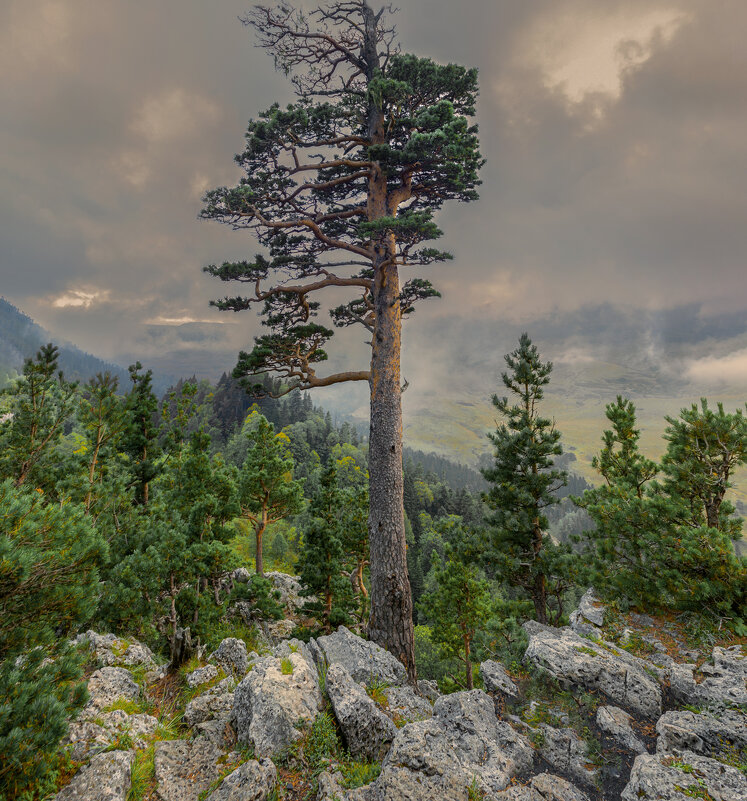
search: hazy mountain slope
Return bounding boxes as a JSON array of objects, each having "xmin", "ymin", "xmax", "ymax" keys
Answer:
[{"xmin": 0, "ymin": 298, "xmax": 174, "ymax": 393}]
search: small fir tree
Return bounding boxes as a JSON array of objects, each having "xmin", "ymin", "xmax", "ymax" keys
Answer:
[
  {"xmin": 419, "ymin": 526, "xmax": 492, "ymax": 690},
  {"xmin": 237, "ymin": 411, "xmax": 304, "ymax": 575},
  {"xmin": 122, "ymin": 361, "xmax": 161, "ymax": 505},
  {"xmin": 573, "ymin": 396, "xmax": 662, "ymax": 602},
  {"xmin": 299, "ymin": 464, "xmax": 354, "ymax": 632},
  {"xmin": 482, "ymin": 334, "xmax": 574, "ymax": 625},
  {"xmin": 0, "ymin": 343, "xmax": 77, "ymax": 490}
]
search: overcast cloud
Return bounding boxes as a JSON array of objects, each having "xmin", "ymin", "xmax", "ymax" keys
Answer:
[{"xmin": 2, "ymin": 0, "xmax": 746, "ymax": 414}]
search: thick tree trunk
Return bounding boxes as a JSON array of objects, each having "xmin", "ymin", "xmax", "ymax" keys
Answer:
[
  {"xmin": 367, "ymin": 256, "xmax": 417, "ymax": 684},
  {"xmin": 361, "ymin": 1, "xmax": 416, "ymax": 685}
]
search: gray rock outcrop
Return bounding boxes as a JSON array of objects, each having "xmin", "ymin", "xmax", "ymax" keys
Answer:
[
  {"xmin": 596, "ymin": 705, "xmax": 647, "ymax": 754},
  {"xmin": 311, "ymin": 625, "xmax": 407, "ymax": 685},
  {"xmin": 622, "ymin": 750, "xmax": 747, "ymax": 801},
  {"xmin": 370, "ymin": 690, "xmax": 534, "ymax": 800},
  {"xmin": 204, "ymin": 758, "xmax": 277, "ymax": 801},
  {"xmin": 54, "ymin": 751, "xmax": 134, "ymax": 801},
  {"xmin": 326, "ymin": 662, "xmax": 397, "ymax": 761},
  {"xmin": 656, "ymin": 708, "xmax": 747, "ymax": 760},
  {"xmin": 154, "ymin": 737, "xmax": 222, "ymax": 801},
  {"xmin": 231, "ymin": 649, "xmax": 322, "ymax": 757},
  {"xmin": 524, "ymin": 622, "xmax": 662, "ymax": 719}
]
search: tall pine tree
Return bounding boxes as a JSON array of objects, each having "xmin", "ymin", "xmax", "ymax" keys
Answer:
[{"xmin": 201, "ymin": 0, "xmax": 483, "ymax": 681}]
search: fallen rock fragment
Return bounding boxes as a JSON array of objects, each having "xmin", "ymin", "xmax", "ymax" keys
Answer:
[{"xmin": 597, "ymin": 705, "xmax": 648, "ymax": 754}]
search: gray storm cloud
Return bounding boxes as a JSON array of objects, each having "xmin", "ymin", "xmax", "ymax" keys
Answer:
[{"xmin": 1, "ymin": 0, "xmax": 746, "ymax": 405}]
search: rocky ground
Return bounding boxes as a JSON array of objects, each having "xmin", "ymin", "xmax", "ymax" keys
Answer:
[{"xmin": 48, "ymin": 582, "xmax": 746, "ymax": 801}]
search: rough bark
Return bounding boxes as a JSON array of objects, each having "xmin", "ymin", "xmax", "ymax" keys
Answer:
[{"xmin": 361, "ymin": 1, "xmax": 416, "ymax": 684}]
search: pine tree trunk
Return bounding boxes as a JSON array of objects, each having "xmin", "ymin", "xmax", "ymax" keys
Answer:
[
  {"xmin": 364, "ymin": 0, "xmax": 416, "ymax": 684},
  {"xmin": 255, "ymin": 517, "xmax": 266, "ymax": 576},
  {"xmin": 367, "ymin": 255, "xmax": 417, "ymax": 684},
  {"xmin": 464, "ymin": 633, "xmax": 474, "ymax": 690}
]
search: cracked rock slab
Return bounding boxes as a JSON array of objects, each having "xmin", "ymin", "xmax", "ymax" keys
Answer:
[
  {"xmin": 523, "ymin": 621, "xmax": 662, "ymax": 719},
  {"xmin": 54, "ymin": 750, "xmax": 134, "ymax": 801},
  {"xmin": 621, "ymin": 750, "xmax": 747, "ymax": 801}
]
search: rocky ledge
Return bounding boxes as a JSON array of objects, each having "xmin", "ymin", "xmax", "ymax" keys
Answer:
[{"xmin": 52, "ymin": 589, "xmax": 746, "ymax": 801}]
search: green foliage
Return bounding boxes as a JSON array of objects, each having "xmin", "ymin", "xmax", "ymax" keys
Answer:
[
  {"xmin": 122, "ymin": 362, "xmax": 161, "ymax": 506},
  {"xmin": 298, "ymin": 464, "xmax": 355, "ymax": 631},
  {"xmin": 0, "ymin": 343, "xmax": 78, "ymax": 492},
  {"xmin": 338, "ymin": 760, "xmax": 382, "ymax": 789},
  {"xmin": 576, "ymin": 396, "xmax": 747, "ymax": 622},
  {"xmin": 0, "ymin": 480, "xmax": 106, "ymax": 798},
  {"xmin": 482, "ymin": 334, "xmax": 576, "ymax": 625},
  {"xmin": 280, "ymin": 657, "xmax": 294, "ymax": 675},
  {"xmin": 419, "ymin": 524, "xmax": 492, "ymax": 690},
  {"xmin": 304, "ymin": 711, "xmax": 342, "ymax": 771}
]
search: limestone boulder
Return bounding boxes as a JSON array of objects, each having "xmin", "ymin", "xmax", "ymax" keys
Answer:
[
  {"xmin": 495, "ymin": 773, "xmax": 591, "ymax": 801},
  {"xmin": 311, "ymin": 626, "xmax": 407, "ymax": 686},
  {"xmin": 74, "ymin": 630, "xmax": 159, "ymax": 670},
  {"xmin": 183, "ymin": 677, "xmax": 235, "ymax": 728},
  {"xmin": 480, "ymin": 659, "xmax": 520, "ymax": 700},
  {"xmin": 369, "ymin": 690, "xmax": 534, "ymax": 800},
  {"xmin": 154, "ymin": 737, "xmax": 222, "ymax": 801},
  {"xmin": 326, "ymin": 662, "xmax": 397, "ymax": 761},
  {"xmin": 209, "ymin": 638, "xmax": 249, "ymax": 678},
  {"xmin": 523, "ymin": 622, "xmax": 662, "ymax": 719},
  {"xmin": 83, "ymin": 666, "xmax": 140, "ymax": 716},
  {"xmin": 186, "ymin": 664, "xmax": 219, "ymax": 688},
  {"xmin": 535, "ymin": 724, "xmax": 599, "ymax": 789},
  {"xmin": 204, "ymin": 758, "xmax": 277, "ymax": 801},
  {"xmin": 231, "ymin": 649, "xmax": 322, "ymax": 757},
  {"xmin": 597, "ymin": 705, "xmax": 648, "ymax": 754},
  {"xmin": 656, "ymin": 708, "xmax": 747, "ymax": 761}
]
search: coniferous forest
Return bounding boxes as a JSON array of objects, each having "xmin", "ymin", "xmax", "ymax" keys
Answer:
[{"xmin": 2, "ymin": 2, "xmax": 746, "ymax": 800}]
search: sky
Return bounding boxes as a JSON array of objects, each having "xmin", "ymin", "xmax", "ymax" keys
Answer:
[{"xmin": 2, "ymin": 0, "xmax": 747, "ymax": 433}]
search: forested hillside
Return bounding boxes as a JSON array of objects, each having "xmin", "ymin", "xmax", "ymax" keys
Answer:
[{"xmin": 0, "ymin": 298, "xmax": 133, "ymax": 390}]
